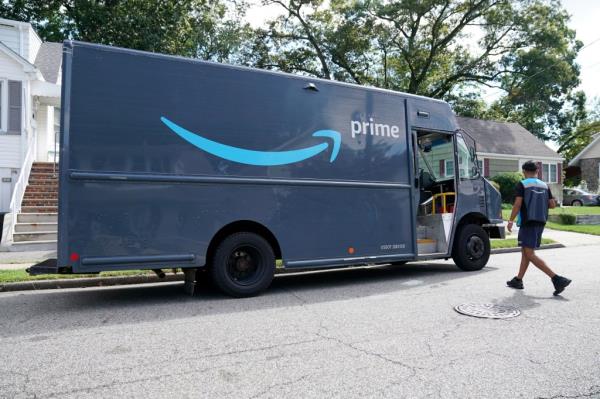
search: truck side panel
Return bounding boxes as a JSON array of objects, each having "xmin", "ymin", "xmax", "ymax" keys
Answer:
[{"xmin": 60, "ymin": 42, "xmax": 417, "ymax": 272}]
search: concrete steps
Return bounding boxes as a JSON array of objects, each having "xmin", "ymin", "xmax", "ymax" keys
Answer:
[
  {"xmin": 14, "ymin": 222, "xmax": 58, "ymax": 233},
  {"xmin": 13, "ymin": 231, "xmax": 57, "ymax": 242},
  {"xmin": 17, "ymin": 213, "xmax": 58, "ymax": 223},
  {"xmin": 9, "ymin": 162, "xmax": 59, "ymax": 251}
]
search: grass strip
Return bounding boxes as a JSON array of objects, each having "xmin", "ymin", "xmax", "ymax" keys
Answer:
[
  {"xmin": 0, "ymin": 269, "xmax": 154, "ymax": 284},
  {"xmin": 491, "ymin": 238, "xmax": 555, "ymax": 249}
]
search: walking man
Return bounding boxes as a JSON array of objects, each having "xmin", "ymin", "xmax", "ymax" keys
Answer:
[{"xmin": 506, "ymin": 161, "xmax": 571, "ymax": 295}]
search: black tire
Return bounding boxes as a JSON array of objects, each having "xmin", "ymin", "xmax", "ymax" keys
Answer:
[
  {"xmin": 451, "ymin": 224, "xmax": 490, "ymax": 271},
  {"xmin": 572, "ymin": 200, "xmax": 583, "ymax": 207},
  {"xmin": 210, "ymin": 232, "xmax": 275, "ymax": 297}
]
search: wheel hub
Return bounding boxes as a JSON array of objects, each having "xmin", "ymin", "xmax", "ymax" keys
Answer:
[
  {"xmin": 466, "ymin": 235, "xmax": 485, "ymax": 259},
  {"xmin": 227, "ymin": 247, "xmax": 261, "ymax": 284}
]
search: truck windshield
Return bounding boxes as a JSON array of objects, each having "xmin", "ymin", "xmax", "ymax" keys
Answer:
[{"xmin": 417, "ymin": 132, "xmax": 454, "ymax": 181}]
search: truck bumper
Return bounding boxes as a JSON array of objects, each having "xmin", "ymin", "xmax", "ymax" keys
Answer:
[{"xmin": 483, "ymin": 223, "xmax": 505, "ymax": 239}]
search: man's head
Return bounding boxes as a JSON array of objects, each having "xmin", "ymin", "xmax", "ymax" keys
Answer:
[{"xmin": 522, "ymin": 160, "xmax": 538, "ymax": 177}]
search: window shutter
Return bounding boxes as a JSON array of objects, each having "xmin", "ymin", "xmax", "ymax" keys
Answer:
[
  {"xmin": 439, "ymin": 160, "xmax": 445, "ymax": 176},
  {"xmin": 536, "ymin": 162, "xmax": 543, "ymax": 180},
  {"xmin": 558, "ymin": 163, "xmax": 562, "ymax": 184},
  {"xmin": 8, "ymin": 80, "xmax": 22, "ymax": 134},
  {"xmin": 484, "ymin": 158, "xmax": 490, "ymax": 178}
]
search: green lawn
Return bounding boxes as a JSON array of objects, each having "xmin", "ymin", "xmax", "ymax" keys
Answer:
[
  {"xmin": 503, "ymin": 206, "xmax": 600, "ymax": 219},
  {"xmin": 549, "ymin": 206, "xmax": 600, "ymax": 215},
  {"xmin": 501, "ymin": 207, "xmax": 600, "ymax": 236},
  {"xmin": 545, "ymin": 222, "xmax": 600, "ymax": 236},
  {"xmin": 491, "ymin": 238, "xmax": 555, "ymax": 249},
  {"xmin": 0, "ymin": 269, "xmax": 155, "ymax": 284}
]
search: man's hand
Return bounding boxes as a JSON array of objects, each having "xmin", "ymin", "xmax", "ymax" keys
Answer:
[{"xmin": 507, "ymin": 197, "xmax": 522, "ymax": 234}]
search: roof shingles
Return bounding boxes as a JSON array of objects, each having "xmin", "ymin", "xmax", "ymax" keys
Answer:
[
  {"xmin": 456, "ymin": 116, "xmax": 561, "ymax": 160},
  {"xmin": 34, "ymin": 42, "xmax": 62, "ymax": 83}
]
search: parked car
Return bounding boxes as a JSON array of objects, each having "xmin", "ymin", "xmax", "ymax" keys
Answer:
[{"xmin": 562, "ymin": 188, "xmax": 600, "ymax": 206}]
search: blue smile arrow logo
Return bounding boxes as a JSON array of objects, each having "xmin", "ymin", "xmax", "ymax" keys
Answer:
[{"xmin": 161, "ymin": 117, "xmax": 341, "ymax": 166}]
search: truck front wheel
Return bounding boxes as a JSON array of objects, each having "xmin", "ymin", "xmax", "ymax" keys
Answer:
[
  {"xmin": 451, "ymin": 224, "xmax": 490, "ymax": 271},
  {"xmin": 210, "ymin": 232, "xmax": 275, "ymax": 297}
]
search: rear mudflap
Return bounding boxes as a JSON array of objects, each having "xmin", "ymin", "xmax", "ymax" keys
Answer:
[{"xmin": 26, "ymin": 259, "xmax": 72, "ymax": 275}]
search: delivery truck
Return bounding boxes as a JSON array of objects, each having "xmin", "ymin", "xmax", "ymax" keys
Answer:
[{"xmin": 28, "ymin": 41, "xmax": 504, "ymax": 297}]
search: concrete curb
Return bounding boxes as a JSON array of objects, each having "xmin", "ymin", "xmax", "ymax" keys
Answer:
[
  {"xmin": 0, "ymin": 274, "xmax": 183, "ymax": 292},
  {"xmin": 491, "ymin": 243, "xmax": 565, "ymax": 254},
  {"xmin": 1, "ymin": 244, "xmax": 566, "ymax": 292}
]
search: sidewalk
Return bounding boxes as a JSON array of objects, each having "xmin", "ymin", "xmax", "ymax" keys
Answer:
[
  {"xmin": 0, "ymin": 250, "xmax": 56, "ymax": 270},
  {"xmin": 541, "ymin": 227, "xmax": 600, "ymax": 247},
  {"xmin": 505, "ymin": 225, "xmax": 600, "ymax": 248}
]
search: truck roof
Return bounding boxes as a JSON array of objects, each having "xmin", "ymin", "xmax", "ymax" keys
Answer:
[{"xmin": 64, "ymin": 40, "xmax": 451, "ymax": 107}]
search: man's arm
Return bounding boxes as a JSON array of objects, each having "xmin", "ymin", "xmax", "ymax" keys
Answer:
[{"xmin": 507, "ymin": 197, "xmax": 522, "ymax": 232}]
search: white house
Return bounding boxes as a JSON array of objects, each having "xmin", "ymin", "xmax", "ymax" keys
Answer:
[{"xmin": 0, "ymin": 18, "xmax": 62, "ymax": 251}]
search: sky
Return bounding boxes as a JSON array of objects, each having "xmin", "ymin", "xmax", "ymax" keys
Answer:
[
  {"xmin": 563, "ymin": 0, "xmax": 600, "ymax": 103},
  {"xmin": 245, "ymin": 0, "xmax": 600, "ymax": 107}
]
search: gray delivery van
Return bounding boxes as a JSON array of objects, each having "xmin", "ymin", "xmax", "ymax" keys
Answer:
[{"xmin": 29, "ymin": 41, "xmax": 504, "ymax": 297}]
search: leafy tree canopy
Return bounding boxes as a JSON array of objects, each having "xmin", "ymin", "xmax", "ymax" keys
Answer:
[
  {"xmin": 0, "ymin": 0, "xmax": 589, "ymax": 143},
  {"xmin": 0, "ymin": 0, "xmax": 252, "ymax": 62}
]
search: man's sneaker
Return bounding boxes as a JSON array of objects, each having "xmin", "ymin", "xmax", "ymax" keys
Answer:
[
  {"xmin": 507, "ymin": 277, "xmax": 524, "ymax": 289},
  {"xmin": 552, "ymin": 275, "xmax": 571, "ymax": 296}
]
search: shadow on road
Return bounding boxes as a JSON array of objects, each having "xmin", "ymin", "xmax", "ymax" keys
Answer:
[
  {"xmin": 0, "ymin": 261, "xmax": 496, "ymax": 337},
  {"xmin": 494, "ymin": 289, "xmax": 570, "ymax": 312}
]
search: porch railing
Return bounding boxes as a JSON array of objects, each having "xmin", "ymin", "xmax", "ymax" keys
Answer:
[{"xmin": 0, "ymin": 129, "xmax": 36, "ymax": 247}]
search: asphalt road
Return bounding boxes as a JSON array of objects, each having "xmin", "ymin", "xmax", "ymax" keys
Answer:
[{"xmin": 1, "ymin": 246, "xmax": 599, "ymax": 399}]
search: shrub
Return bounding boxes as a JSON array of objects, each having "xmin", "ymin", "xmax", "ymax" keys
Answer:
[
  {"xmin": 501, "ymin": 203, "xmax": 513, "ymax": 210},
  {"xmin": 492, "ymin": 172, "xmax": 524, "ymax": 203},
  {"xmin": 558, "ymin": 214, "xmax": 576, "ymax": 225}
]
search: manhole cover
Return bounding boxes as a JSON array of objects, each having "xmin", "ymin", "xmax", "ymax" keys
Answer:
[{"xmin": 454, "ymin": 303, "xmax": 520, "ymax": 319}]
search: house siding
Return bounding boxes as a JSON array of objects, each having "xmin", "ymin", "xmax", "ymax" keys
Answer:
[
  {"xmin": 25, "ymin": 25, "xmax": 41, "ymax": 64},
  {"xmin": 419, "ymin": 142, "xmax": 454, "ymax": 177},
  {"xmin": 0, "ymin": 24, "xmax": 20, "ymax": 55},
  {"xmin": 0, "ymin": 134, "xmax": 22, "ymax": 168},
  {"xmin": 487, "ymin": 158, "xmax": 519, "ymax": 177}
]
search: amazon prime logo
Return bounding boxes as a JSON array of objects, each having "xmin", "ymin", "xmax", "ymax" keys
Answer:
[
  {"xmin": 161, "ymin": 117, "xmax": 341, "ymax": 166},
  {"xmin": 351, "ymin": 118, "xmax": 401, "ymax": 139}
]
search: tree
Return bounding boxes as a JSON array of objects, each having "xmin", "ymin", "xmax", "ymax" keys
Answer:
[
  {"xmin": 0, "ymin": 0, "xmax": 251, "ymax": 62},
  {"xmin": 256, "ymin": 0, "xmax": 584, "ymax": 141}
]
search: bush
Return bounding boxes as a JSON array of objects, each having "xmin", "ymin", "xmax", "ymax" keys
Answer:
[
  {"xmin": 492, "ymin": 172, "xmax": 524, "ymax": 203},
  {"xmin": 501, "ymin": 203, "xmax": 513, "ymax": 210},
  {"xmin": 558, "ymin": 214, "xmax": 576, "ymax": 225}
]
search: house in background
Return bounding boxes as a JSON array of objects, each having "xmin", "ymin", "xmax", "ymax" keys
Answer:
[
  {"xmin": 567, "ymin": 132, "xmax": 600, "ymax": 192},
  {"xmin": 0, "ymin": 17, "xmax": 62, "ymax": 251},
  {"xmin": 456, "ymin": 116, "xmax": 564, "ymax": 201}
]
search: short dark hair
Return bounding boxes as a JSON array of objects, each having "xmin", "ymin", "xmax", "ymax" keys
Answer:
[{"xmin": 522, "ymin": 161, "xmax": 538, "ymax": 172}]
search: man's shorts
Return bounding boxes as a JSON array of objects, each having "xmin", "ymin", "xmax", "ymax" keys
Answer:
[{"xmin": 518, "ymin": 223, "xmax": 545, "ymax": 248}]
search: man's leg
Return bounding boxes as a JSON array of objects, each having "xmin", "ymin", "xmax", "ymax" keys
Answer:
[
  {"xmin": 517, "ymin": 248, "xmax": 530, "ymax": 280},
  {"xmin": 522, "ymin": 247, "xmax": 556, "ymax": 278}
]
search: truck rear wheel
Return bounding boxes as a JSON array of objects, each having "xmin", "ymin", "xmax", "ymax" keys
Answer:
[
  {"xmin": 210, "ymin": 232, "xmax": 275, "ymax": 297},
  {"xmin": 452, "ymin": 224, "xmax": 490, "ymax": 271}
]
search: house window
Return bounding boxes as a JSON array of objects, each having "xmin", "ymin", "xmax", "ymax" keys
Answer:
[
  {"xmin": 445, "ymin": 159, "xmax": 455, "ymax": 178},
  {"xmin": 541, "ymin": 162, "xmax": 558, "ymax": 183}
]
